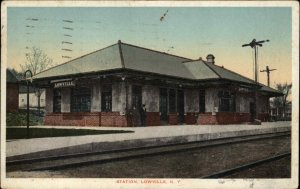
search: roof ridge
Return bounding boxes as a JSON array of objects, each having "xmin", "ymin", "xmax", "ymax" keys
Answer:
[
  {"xmin": 120, "ymin": 41, "xmax": 192, "ymax": 61},
  {"xmin": 205, "ymin": 61, "xmax": 257, "ymax": 84},
  {"xmin": 118, "ymin": 40, "xmax": 125, "ymax": 68},
  {"xmin": 33, "ymin": 43, "xmax": 119, "ymax": 78},
  {"xmin": 202, "ymin": 61, "xmax": 222, "ymax": 79}
]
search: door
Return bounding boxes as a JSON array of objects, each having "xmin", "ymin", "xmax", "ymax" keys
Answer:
[
  {"xmin": 177, "ymin": 90, "xmax": 185, "ymax": 124},
  {"xmin": 250, "ymin": 102, "xmax": 255, "ymax": 122},
  {"xmin": 132, "ymin": 85, "xmax": 142, "ymax": 109},
  {"xmin": 160, "ymin": 88, "xmax": 168, "ymax": 123}
]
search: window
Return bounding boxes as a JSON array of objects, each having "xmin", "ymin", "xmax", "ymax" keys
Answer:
[
  {"xmin": 101, "ymin": 85, "xmax": 112, "ymax": 111},
  {"xmin": 41, "ymin": 99, "xmax": 44, "ymax": 102},
  {"xmin": 218, "ymin": 90, "xmax": 236, "ymax": 112},
  {"xmin": 169, "ymin": 89, "xmax": 176, "ymax": 112},
  {"xmin": 21, "ymin": 99, "xmax": 24, "ymax": 102},
  {"xmin": 71, "ymin": 87, "xmax": 91, "ymax": 112},
  {"xmin": 132, "ymin": 85, "xmax": 142, "ymax": 109},
  {"xmin": 199, "ymin": 89, "xmax": 205, "ymax": 113},
  {"xmin": 53, "ymin": 89, "xmax": 61, "ymax": 113}
]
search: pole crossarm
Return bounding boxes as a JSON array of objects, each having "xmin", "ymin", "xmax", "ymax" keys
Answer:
[
  {"xmin": 260, "ymin": 66, "xmax": 276, "ymax": 87},
  {"xmin": 242, "ymin": 39, "xmax": 270, "ymax": 48},
  {"xmin": 242, "ymin": 39, "xmax": 270, "ymax": 121}
]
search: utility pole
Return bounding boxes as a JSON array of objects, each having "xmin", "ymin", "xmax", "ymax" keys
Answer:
[
  {"xmin": 24, "ymin": 70, "xmax": 33, "ymax": 139},
  {"xmin": 242, "ymin": 39, "xmax": 270, "ymax": 121},
  {"xmin": 260, "ymin": 66, "xmax": 276, "ymax": 87}
]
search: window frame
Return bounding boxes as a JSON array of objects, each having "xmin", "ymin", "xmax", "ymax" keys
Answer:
[
  {"xmin": 71, "ymin": 87, "xmax": 91, "ymax": 113},
  {"xmin": 101, "ymin": 84, "xmax": 112, "ymax": 112},
  {"xmin": 53, "ymin": 88, "xmax": 62, "ymax": 113},
  {"xmin": 218, "ymin": 90, "xmax": 236, "ymax": 112},
  {"xmin": 199, "ymin": 89, "xmax": 206, "ymax": 113}
]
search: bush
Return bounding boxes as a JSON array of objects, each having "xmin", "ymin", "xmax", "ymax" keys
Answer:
[{"xmin": 6, "ymin": 110, "xmax": 44, "ymax": 126}]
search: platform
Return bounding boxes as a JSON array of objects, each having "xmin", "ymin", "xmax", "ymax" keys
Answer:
[{"xmin": 6, "ymin": 122, "xmax": 291, "ymax": 161}]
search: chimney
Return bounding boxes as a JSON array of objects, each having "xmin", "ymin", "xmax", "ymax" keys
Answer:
[{"xmin": 206, "ymin": 54, "xmax": 215, "ymax": 64}]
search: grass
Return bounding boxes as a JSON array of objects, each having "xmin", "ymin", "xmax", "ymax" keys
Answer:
[
  {"xmin": 6, "ymin": 127, "xmax": 134, "ymax": 140},
  {"xmin": 6, "ymin": 110, "xmax": 44, "ymax": 126}
]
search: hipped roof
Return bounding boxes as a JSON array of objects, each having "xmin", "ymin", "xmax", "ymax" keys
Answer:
[{"xmin": 33, "ymin": 41, "xmax": 281, "ymax": 95}]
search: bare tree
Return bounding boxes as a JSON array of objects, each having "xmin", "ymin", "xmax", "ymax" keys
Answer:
[
  {"xmin": 270, "ymin": 83, "xmax": 292, "ymax": 119},
  {"xmin": 20, "ymin": 47, "xmax": 54, "ymax": 115}
]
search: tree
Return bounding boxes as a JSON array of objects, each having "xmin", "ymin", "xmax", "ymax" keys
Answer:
[
  {"xmin": 270, "ymin": 83, "xmax": 292, "ymax": 119},
  {"xmin": 20, "ymin": 47, "xmax": 54, "ymax": 115},
  {"xmin": 8, "ymin": 68, "xmax": 23, "ymax": 80}
]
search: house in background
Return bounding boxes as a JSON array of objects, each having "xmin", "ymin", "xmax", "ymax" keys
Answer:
[
  {"xmin": 270, "ymin": 102, "xmax": 292, "ymax": 121},
  {"xmin": 19, "ymin": 85, "xmax": 46, "ymax": 110},
  {"xmin": 6, "ymin": 69, "xmax": 19, "ymax": 112},
  {"xmin": 32, "ymin": 41, "xmax": 282, "ymax": 127}
]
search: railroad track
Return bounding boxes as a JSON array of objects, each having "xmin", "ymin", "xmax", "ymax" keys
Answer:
[
  {"xmin": 201, "ymin": 152, "xmax": 291, "ymax": 178},
  {"xmin": 7, "ymin": 131, "xmax": 290, "ymax": 172}
]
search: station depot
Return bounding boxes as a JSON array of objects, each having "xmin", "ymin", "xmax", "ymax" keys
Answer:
[{"xmin": 32, "ymin": 41, "xmax": 282, "ymax": 127}]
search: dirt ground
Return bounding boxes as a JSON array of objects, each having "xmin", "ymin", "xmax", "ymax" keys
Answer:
[{"xmin": 7, "ymin": 136, "xmax": 291, "ymax": 178}]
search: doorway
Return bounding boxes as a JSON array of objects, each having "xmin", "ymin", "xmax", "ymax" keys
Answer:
[
  {"xmin": 250, "ymin": 102, "xmax": 255, "ymax": 122},
  {"xmin": 132, "ymin": 85, "xmax": 142, "ymax": 109},
  {"xmin": 160, "ymin": 88, "xmax": 168, "ymax": 123},
  {"xmin": 177, "ymin": 90, "xmax": 185, "ymax": 124}
]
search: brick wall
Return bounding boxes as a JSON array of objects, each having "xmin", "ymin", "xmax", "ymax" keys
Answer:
[
  {"xmin": 101, "ymin": 112, "xmax": 128, "ymax": 127},
  {"xmin": 44, "ymin": 112, "xmax": 100, "ymax": 126},
  {"xmin": 168, "ymin": 113, "xmax": 178, "ymax": 125},
  {"xmin": 185, "ymin": 112, "xmax": 197, "ymax": 124},
  {"xmin": 145, "ymin": 112, "xmax": 160, "ymax": 126},
  {"xmin": 197, "ymin": 112, "xmax": 251, "ymax": 125},
  {"xmin": 7, "ymin": 83, "xmax": 19, "ymax": 112},
  {"xmin": 216, "ymin": 112, "xmax": 250, "ymax": 124},
  {"xmin": 44, "ymin": 112, "xmax": 129, "ymax": 127},
  {"xmin": 197, "ymin": 113, "xmax": 218, "ymax": 125}
]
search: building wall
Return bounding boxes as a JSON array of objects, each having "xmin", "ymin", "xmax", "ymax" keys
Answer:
[
  {"xmin": 61, "ymin": 88, "xmax": 71, "ymax": 112},
  {"xmin": 235, "ymin": 93, "xmax": 254, "ymax": 113},
  {"xmin": 19, "ymin": 90, "xmax": 46, "ymax": 109},
  {"xmin": 205, "ymin": 88, "xmax": 219, "ymax": 112},
  {"xmin": 45, "ymin": 88, "xmax": 53, "ymax": 113},
  {"xmin": 43, "ymin": 80, "xmax": 271, "ymax": 126},
  {"xmin": 184, "ymin": 89, "xmax": 199, "ymax": 124},
  {"xmin": 91, "ymin": 83, "xmax": 101, "ymax": 112},
  {"xmin": 142, "ymin": 85, "xmax": 159, "ymax": 112},
  {"xmin": 184, "ymin": 89, "xmax": 199, "ymax": 113},
  {"xmin": 7, "ymin": 83, "xmax": 19, "ymax": 112},
  {"xmin": 112, "ymin": 81, "xmax": 126, "ymax": 114},
  {"xmin": 257, "ymin": 95, "xmax": 269, "ymax": 113},
  {"xmin": 141, "ymin": 85, "xmax": 160, "ymax": 126}
]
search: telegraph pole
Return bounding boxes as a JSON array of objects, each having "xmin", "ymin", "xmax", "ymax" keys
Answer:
[
  {"xmin": 24, "ymin": 70, "xmax": 33, "ymax": 139},
  {"xmin": 242, "ymin": 39, "xmax": 270, "ymax": 121},
  {"xmin": 260, "ymin": 66, "xmax": 276, "ymax": 87}
]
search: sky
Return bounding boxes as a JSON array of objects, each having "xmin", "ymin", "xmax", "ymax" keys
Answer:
[{"xmin": 7, "ymin": 7, "xmax": 292, "ymax": 88}]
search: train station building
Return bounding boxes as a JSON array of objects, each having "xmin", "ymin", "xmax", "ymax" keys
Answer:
[{"xmin": 33, "ymin": 41, "xmax": 282, "ymax": 127}]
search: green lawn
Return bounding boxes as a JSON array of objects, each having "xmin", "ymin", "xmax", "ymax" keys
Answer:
[
  {"xmin": 6, "ymin": 127, "xmax": 134, "ymax": 139},
  {"xmin": 6, "ymin": 110, "xmax": 44, "ymax": 126}
]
